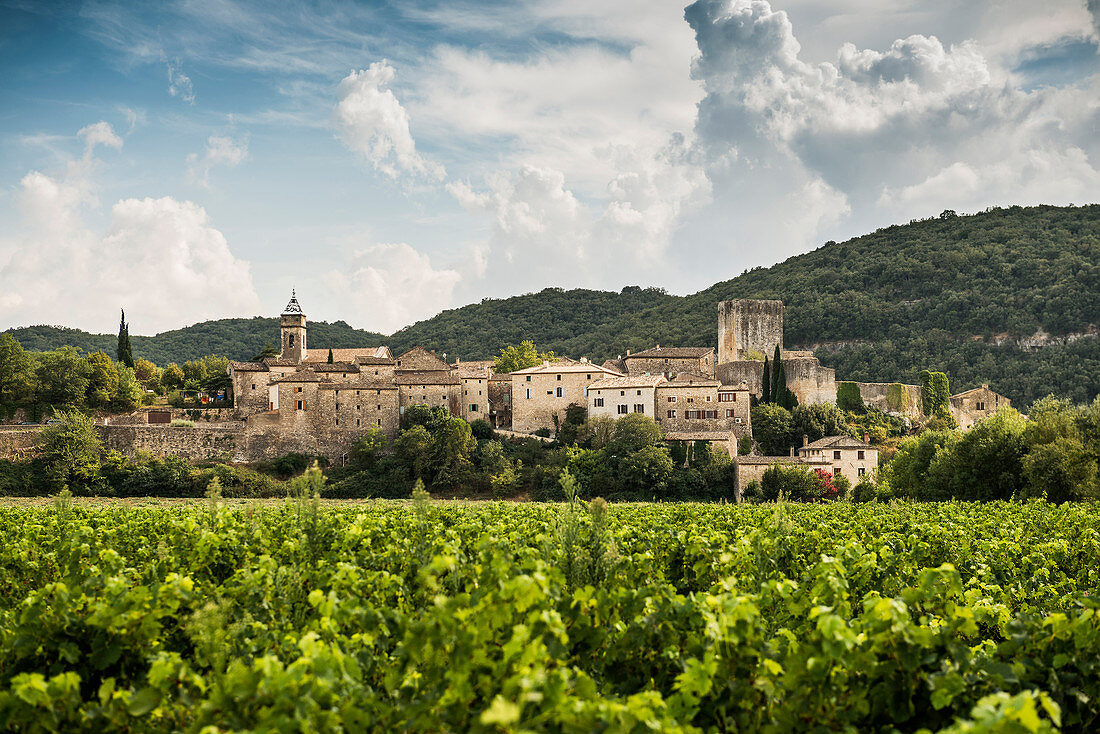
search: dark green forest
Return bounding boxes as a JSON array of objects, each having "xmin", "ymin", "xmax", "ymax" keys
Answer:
[{"xmin": 6, "ymin": 205, "xmax": 1098, "ymax": 406}]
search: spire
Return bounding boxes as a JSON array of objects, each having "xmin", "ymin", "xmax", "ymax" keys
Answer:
[{"xmin": 282, "ymin": 288, "xmax": 304, "ymax": 315}]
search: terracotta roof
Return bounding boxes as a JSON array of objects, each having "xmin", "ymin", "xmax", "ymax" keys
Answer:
[
  {"xmin": 799, "ymin": 435, "xmax": 874, "ymax": 451},
  {"xmin": 589, "ymin": 374, "xmax": 666, "ymax": 390},
  {"xmin": 228, "ymin": 361, "xmax": 268, "ymax": 372},
  {"xmin": 510, "ymin": 361, "xmax": 623, "ymax": 377},
  {"xmin": 394, "ymin": 371, "xmax": 460, "ymax": 385},
  {"xmin": 665, "ymin": 431, "xmax": 732, "ymax": 442},
  {"xmin": 626, "ymin": 346, "xmax": 714, "ymax": 359},
  {"xmin": 303, "ymin": 347, "xmax": 389, "ymax": 363},
  {"xmin": 661, "ymin": 372, "xmax": 720, "ymax": 387}
]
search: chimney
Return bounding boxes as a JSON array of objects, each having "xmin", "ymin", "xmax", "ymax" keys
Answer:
[
  {"xmin": 863, "ymin": 432, "xmax": 870, "ymax": 444},
  {"xmin": 626, "ymin": 349, "xmax": 631, "ymax": 356},
  {"xmin": 581, "ymin": 357, "xmax": 588, "ymax": 363},
  {"xmin": 802, "ymin": 434, "xmax": 809, "ymax": 447},
  {"xmin": 789, "ymin": 447, "xmax": 795, "ymax": 456}
]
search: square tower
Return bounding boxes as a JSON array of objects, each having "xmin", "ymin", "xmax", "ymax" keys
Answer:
[
  {"xmin": 280, "ymin": 290, "xmax": 307, "ymax": 363},
  {"xmin": 718, "ymin": 299, "xmax": 784, "ymax": 364}
]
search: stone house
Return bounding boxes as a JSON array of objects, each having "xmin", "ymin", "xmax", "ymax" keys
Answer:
[
  {"xmin": 587, "ymin": 374, "xmax": 666, "ymax": 421},
  {"xmin": 621, "ymin": 346, "xmax": 716, "ymax": 379},
  {"xmin": 654, "ymin": 373, "xmax": 751, "ymax": 436},
  {"xmin": 510, "ymin": 359, "xmax": 623, "ymax": 434},
  {"xmin": 453, "ymin": 359, "xmax": 494, "ymax": 423},
  {"xmin": 950, "ymin": 385, "xmax": 1011, "ymax": 430},
  {"xmin": 797, "ymin": 435, "xmax": 878, "ymax": 484},
  {"xmin": 488, "ymin": 373, "xmax": 512, "ymax": 429}
]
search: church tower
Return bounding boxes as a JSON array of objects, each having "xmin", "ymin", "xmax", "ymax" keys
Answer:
[{"xmin": 280, "ymin": 290, "xmax": 307, "ymax": 363}]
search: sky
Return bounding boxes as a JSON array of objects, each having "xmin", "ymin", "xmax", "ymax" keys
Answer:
[{"xmin": 1, "ymin": 0, "xmax": 1098, "ymax": 336}]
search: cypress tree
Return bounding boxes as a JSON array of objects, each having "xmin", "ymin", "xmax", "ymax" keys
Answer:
[
  {"xmin": 327, "ymin": 348, "xmax": 334, "ymax": 364},
  {"xmin": 761, "ymin": 356, "xmax": 771, "ymax": 404},
  {"xmin": 771, "ymin": 345, "xmax": 784, "ymax": 405},
  {"xmin": 116, "ymin": 310, "xmax": 134, "ymax": 368}
]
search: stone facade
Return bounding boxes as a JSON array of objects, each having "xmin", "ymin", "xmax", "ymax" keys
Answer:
[
  {"xmin": 784, "ymin": 357, "xmax": 837, "ymax": 405},
  {"xmin": 511, "ymin": 359, "xmax": 622, "ymax": 434},
  {"xmin": 654, "ymin": 374, "xmax": 751, "ymax": 436},
  {"xmin": 950, "ymin": 385, "xmax": 1010, "ymax": 430},
  {"xmin": 454, "ymin": 360, "xmax": 494, "ymax": 423},
  {"xmin": 488, "ymin": 374, "xmax": 512, "ymax": 429},
  {"xmin": 97, "ymin": 424, "xmax": 242, "ymax": 463},
  {"xmin": 855, "ymin": 382, "xmax": 923, "ymax": 418},
  {"xmin": 588, "ymin": 375, "xmax": 665, "ymax": 421},
  {"xmin": 797, "ymin": 435, "xmax": 878, "ymax": 484},
  {"xmin": 718, "ymin": 299, "xmax": 784, "ymax": 363},
  {"xmin": 621, "ymin": 347, "xmax": 716, "ymax": 379}
]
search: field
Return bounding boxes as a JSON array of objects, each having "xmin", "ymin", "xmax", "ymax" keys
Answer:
[{"xmin": 1, "ymin": 494, "xmax": 1098, "ymax": 732}]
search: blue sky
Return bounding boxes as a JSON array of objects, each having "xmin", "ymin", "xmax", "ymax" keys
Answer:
[{"xmin": 1, "ymin": 0, "xmax": 1098, "ymax": 335}]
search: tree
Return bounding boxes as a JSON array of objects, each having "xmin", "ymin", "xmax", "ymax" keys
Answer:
[
  {"xmin": 750, "ymin": 404, "xmax": 795, "ymax": 455},
  {"xmin": 116, "ymin": 310, "xmax": 134, "ymax": 368},
  {"xmin": 493, "ymin": 340, "xmax": 558, "ymax": 374},
  {"xmin": 771, "ymin": 346, "xmax": 783, "ymax": 404},
  {"xmin": 618, "ymin": 445, "xmax": 675, "ymax": 497},
  {"xmin": 132, "ymin": 358, "xmax": 160, "ymax": 391},
  {"xmin": 925, "ymin": 407, "xmax": 1028, "ymax": 501},
  {"xmin": 792, "ymin": 402, "xmax": 847, "ymax": 444},
  {"xmin": 35, "ymin": 348, "xmax": 90, "ymax": 409},
  {"xmin": 162, "ymin": 363, "xmax": 185, "ymax": 389},
  {"xmin": 761, "ymin": 356, "xmax": 771, "ymax": 404},
  {"xmin": 85, "ymin": 351, "xmax": 119, "ymax": 409},
  {"xmin": 429, "ymin": 416, "xmax": 477, "ymax": 489},
  {"xmin": 327, "ymin": 348, "xmax": 334, "ymax": 364},
  {"xmin": 0, "ymin": 334, "xmax": 34, "ymax": 408},
  {"xmin": 607, "ymin": 413, "xmax": 662, "ymax": 455},
  {"xmin": 39, "ymin": 410, "xmax": 101, "ymax": 491},
  {"xmin": 251, "ymin": 343, "xmax": 278, "ymax": 362},
  {"xmin": 349, "ymin": 427, "xmax": 389, "ymax": 470},
  {"xmin": 113, "ymin": 366, "xmax": 143, "ymax": 412},
  {"xmin": 836, "ymin": 382, "xmax": 865, "ymax": 413},
  {"xmin": 920, "ymin": 370, "xmax": 951, "ymax": 418},
  {"xmin": 394, "ymin": 425, "xmax": 433, "ymax": 482},
  {"xmin": 886, "ymin": 429, "xmax": 958, "ymax": 500}
]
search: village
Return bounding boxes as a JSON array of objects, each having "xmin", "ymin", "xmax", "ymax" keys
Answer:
[{"xmin": 74, "ymin": 291, "xmax": 1007, "ymax": 499}]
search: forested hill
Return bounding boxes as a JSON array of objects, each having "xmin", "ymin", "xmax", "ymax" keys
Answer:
[{"xmin": 5, "ymin": 205, "xmax": 1098, "ymax": 405}]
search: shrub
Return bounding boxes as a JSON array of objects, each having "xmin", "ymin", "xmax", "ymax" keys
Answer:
[
  {"xmin": 469, "ymin": 419, "xmax": 494, "ymax": 440},
  {"xmin": 850, "ymin": 477, "xmax": 876, "ymax": 503},
  {"xmin": 170, "ymin": 419, "xmax": 194, "ymax": 427}
]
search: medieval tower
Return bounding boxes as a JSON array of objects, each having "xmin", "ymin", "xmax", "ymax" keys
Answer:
[
  {"xmin": 717, "ymin": 299, "xmax": 784, "ymax": 364},
  {"xmin": 280, "ymin": 290, "xmax": 307, "ymax": 363}
]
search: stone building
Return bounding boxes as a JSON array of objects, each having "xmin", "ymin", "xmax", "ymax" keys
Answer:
[
  {"xmin": 654, "ymin": 373, "xmax": 751, "ymax": 436},
  {"xmin": 588, "ymin": 374, "xmax": 666, "ymax": 421},
  {"xmin": 715, "ymin": 299, "xmax": 836, "ymax": 405},
  {"xmin": 950, "ymin": 385, "xmax": 1010, "ymax": 430},
  {"xmin": 394, "ymin": 347, "xmax": 461, "ymax": 417},
  {"xmin": 620, "ymin": 346, "xmax": 716, "ymax": 379},
  {"xmin": 732, "ymin": 434, "xmax": 877, "ymax": 499},
  {"xmin": 488, "ymin": 373, "xmax": 512, "ymax": 429},
  {"xmin": 453, "ymin": 359, "xmax": 494, "ymax": 423},
  {"xmin": 510, "ymin": 359, "xmax": 622, "ymax": 434}
]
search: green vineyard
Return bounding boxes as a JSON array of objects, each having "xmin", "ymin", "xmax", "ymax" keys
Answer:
[{"xmin": 1, "ymin": 489, "xmax": 1098, "ymax": 732}]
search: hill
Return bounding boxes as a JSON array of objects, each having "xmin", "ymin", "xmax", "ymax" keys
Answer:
[{"xmin": 6, "ymin": 204, "xmax": 1098, "ymax": 406}]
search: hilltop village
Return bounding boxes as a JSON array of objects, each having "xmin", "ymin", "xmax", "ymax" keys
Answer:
[{"xmin": 130, "ymin": 291, "xmax": 1000, "ymax": 494}]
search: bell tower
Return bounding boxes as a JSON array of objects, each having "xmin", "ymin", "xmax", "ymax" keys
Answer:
[{"xmin": 280, "ymin": 289, "xmax": 307, "ymax": 363}]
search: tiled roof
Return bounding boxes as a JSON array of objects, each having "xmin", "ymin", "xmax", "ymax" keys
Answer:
[
  {"xmin": 951, "ymin": 385, "xmax": 1005, "ymax": 399},
  {"xmin": 664, "ymin": 431, "xmax": 732, "ymax": 441},
  {"xmin": 228, "ymin": 361, "xmax": 268, "ymax": 372},
  {"xmin": 263, "ymin": 358, "xmax": 302, "ymax": 367},
  {"xmin": 303, "ymin": 348, "xmax": 389, "ymax": 363},
  {"xmin": 589, "ymin": 374, "xmax": 666, "ymax": 390},
  {"xmin": 800, "ymin": 435, "xmax": 874, "ymax": 451},
  {"xmin": 453, "ymin": 360, "xmax": 494, "ymax": 378},
  {"xmin": 313, "ymin": 363, "xmax": 359, "ymax": 373},
  {"xmin": 601, "ymin": 359, "xmax": 626, "ymax": 372},
  {"xmin": 510, "ymin": 361, "xmax": 622, "ymax": 376},
  {"xmin": 626, "ymin": 346, "xmax": 714, "ymax": 359}
]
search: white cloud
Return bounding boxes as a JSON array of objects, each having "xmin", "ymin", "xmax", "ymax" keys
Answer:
[
  {"xmin": 167, "ymin": 60, "xmax": 195, "ymax": 104},
  {"xmin": 323, "ymin": 242, "xmax": 460, "ymax": 333},
  {"xmin": 334, "ymin": 61, "xmax": 444, "ymax": 182},
  {"xmin": 77, "ymin": 121, "xmax": 123, "ymax": 154},
  {"xmin": 0, "ymin": 127, "xmax": 261, "ymax": 334},
  {"xmin": 187, "ymin": 134, "xmax": 249, "ymax": 187}
]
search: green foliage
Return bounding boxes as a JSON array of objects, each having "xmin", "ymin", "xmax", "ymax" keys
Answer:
[
  {"xmin": 606, "ymin": 413, "xmax": 662, "ymax": 455},
  {"xmin": 886, "ymin": 382, "xmax": 908, "ymax": 412},
  {"xmin": 761, "ymin": 356, "xmax": 771, "ymax": 405},
  {"xmin": 38, "ymin": 410, "xmax": 102, "ymax": 492},
  {"xmin": 751, "ymin": 403, "xmax": 795, "ymax": 455},
  {"xmin": 492, "ymin": 339, "xmax": 558, "ymax": 373},
  {"xmin": 792, "ymin": 402, "xmax": 848, "ymax": 445},
  {"xmin": 116, "ymin": 310, "xmax": 134, "ymax": 368},
  {"xmin": 836, "ymin": 381, "xmax": 865, "ymax": 413}
]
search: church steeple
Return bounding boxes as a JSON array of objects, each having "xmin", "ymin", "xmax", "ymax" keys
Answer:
[{"xmin": 279, "ymin": 289, "xmax": 307, "ymax": 362}]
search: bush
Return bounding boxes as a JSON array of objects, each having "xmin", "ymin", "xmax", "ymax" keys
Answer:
[
  {"xmin": 533, "ymin": 428, "xmax": 552, "ymax": 438},
  {"xmin": 170, "ymin": 419, "xmax": 194, "ymax": 427},
  {"xmin": 470, "ymin": 419, "xmax": 495, "ymax": 440},
  {"xmin": 850, "ymin": 477, "xmax": 876, "ymax": 503}
]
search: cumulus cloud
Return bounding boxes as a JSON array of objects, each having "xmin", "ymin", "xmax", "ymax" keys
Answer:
[
  {"xmin": 0, "ymin": 126, "xmax": 261, "ymax": 334},
  {"xmin": 77, "ymin": 121, "xmax": 123, "ymax": 154},
  {"xmin": 680, "ymin": 0, "xmax": 1100, "ymax": 260},
  {"xmin": 334, "ymin": 61, "xmax": 444, "ymax": 182},
  {"xmin": 187, "ymin": 134, "xmax": 249, "ymax": 187},
  {"xmin": 167, "ymin": 60, "xmax": 195, "ymax": 104},
  {"xmin": 323, "ymin": 242, "xmax": 460, "ymax": 333}
]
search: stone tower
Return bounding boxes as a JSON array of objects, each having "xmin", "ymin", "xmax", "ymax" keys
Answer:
[
  {"xmin": 280, "ymin": 290, "xmax": 307, "ymax": 363},
  {"xmin": 717, "ymin": 299, "xmax": 784, "ymax": 364}
]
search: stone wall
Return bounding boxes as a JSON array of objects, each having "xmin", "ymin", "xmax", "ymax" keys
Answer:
[
  {"xmin": 622, "ymin": 355, "xmax": 714, "ymax": 378},
  {"xmin": 0, "ymin": 427, "xmax": 43, "ymax": 460},
  {"xmin": 718, "ymin": 299, "xmax": 784, "ymax": 363},
  {"xmin": 97, "ymin": 424, "xmax": 242, "ymax": 462},
  {"xmin": 654, "ymin": 383, "xmax": 750, "ymax": 435},
  {"xmin": 716, "ymin": 361, "xmax": 765, "ymax": 396},
  {"xmin": 785, "ymin": 358, "xmax": 837, "ymax": 405},
  {"xmin": 855, "ymin": 382, "xmax": 922, "ymax": 418}
]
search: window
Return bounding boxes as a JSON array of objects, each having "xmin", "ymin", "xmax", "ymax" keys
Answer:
[
  {"xmin": 594, "ymin": 398, "xmax": 604, "ymax": 407},
  {"xmin": 617, "ymin": 405, "xmax": 628, "ymax": 415},
  {"xmin": 668, "ymin": 396, "xmax": 676, "ymax": 403},
  {"xmin": 706, "ymin": 410, "xmax": 718, "ymax": 419},
  {"xmin": 556, "ymin": 387, "xmax": 563, "ymax": 398},
  {"xmin": 726, "ymin": 409, "xmax": 735, "ymax": 418},
  {"xmin": 335, "ymin": 402, "xmax": 340, "ymax": 409},
  {"xmin": 620, "ymin": 391, "xmax": 625, "ymax": 396},
  {"xmin": 288, "ymin": 334, "xmax": 295, "ymax": 348},
  {"xmin": 857, "ymin": 450, "xmax": 865, "ymax": 460},
  {"xmin": 686, "ymin": 397, "xmax": 694, "ymax": 403},
  {"xmin": 295, "ymin": 387, "xmax": 303, "ymax": 393},
  {"xmin": 295, "ymin": 400, "xmax": 304, "ymax": 411},
  {"xmin": 335, "ymin": 418, "xmax": 339, "ymax": 426},
  {"xmin": 833, "ymin": 450, "xmax": 841, "ymax": 460},
  {"xmin": 470, "ymin": 404, "xmax": 478, "ymax": 412},
  {"xmin": 356, "ymin": 405, "xmax": 361, "ymax": 411},
  {"xmin": 356, "ymin": 390, "xmax": 360, "ymax": 396},
  {"xmin": 525, "ymin": 388, "xmax": 531, "ymax": 399},
  {"xmin": 734, "ymin": 417, "xmax": 742, "ymax": 424},
  {"xmin": 251, "ymin": 383, "xmax": 256, "ymax": 390},
  {"xmin": 858, "ymin": 467, "xmax": 866, "ymax": 477},
  {"xmin": 557, "ymin": 374, "xmax": 562, "ymax": 381},
  {"xmin": 719, "ymin": 392, "xmax": 734, "ymax": 402},
  {"xmin": 633, "ymin": 404, "xmax": 644, "ymax": 413},
  {"xmin": 833, "ymin": 467, "xmax": 841, "ymax": 476},
  {"xmin": 637, "ymin": 390, "xmax": 642, "ymax": 395},
  {"xmin": 526, "ymin": 376, "xmax": 531, "ymax": 382},
  {"xmin": 976, "ymin": 401, "xmax": 986, "ymax": 410},
  {"xmin": 586, "ymin": 374, "xmax": 591, "ymax": 380},
  {"xmin": 705, "ymin": 395, "xmax": 712, "ymax": 402},
  {"xmin": 356, "ymin": 418, "xmax": 360, "ymax": 427},
  {"xmin": 377, "ymin": 419, "xmax": 382, "ymax": 426},
  {"xmin": 667, "ymin": 410, "xmax": 676, "ymax": 418}
]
